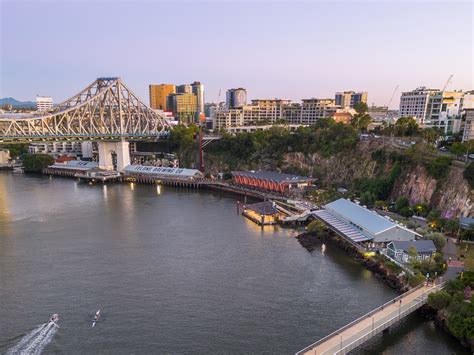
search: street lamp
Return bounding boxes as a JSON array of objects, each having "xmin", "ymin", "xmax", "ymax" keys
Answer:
[{"xmin": 399, "ymin": 299, "xmax": 402, "ymax": 319}]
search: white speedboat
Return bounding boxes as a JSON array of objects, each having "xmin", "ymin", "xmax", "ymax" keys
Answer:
[{"xmin": 50, "ymin": 314, "xmax": 59, "ymax": 324}]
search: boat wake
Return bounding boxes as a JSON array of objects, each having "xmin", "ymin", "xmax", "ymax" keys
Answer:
[{"xmin": 7, "ymin": 321, "xmax": 58, "ymax": 355}]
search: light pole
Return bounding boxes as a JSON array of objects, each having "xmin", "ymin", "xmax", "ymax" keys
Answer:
[
  {"xmin": 399, "ymin": 299, "xmax": 402, "ymax": 319},
  {"xmin": 340, "ymin": 334, "xmax": 343, "ymax": 353},
  {"xmin": 372, "ymin": 316, "xmax": 375, "ymax": 335}
]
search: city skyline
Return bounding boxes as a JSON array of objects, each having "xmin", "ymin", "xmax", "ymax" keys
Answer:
[{"xmin": 1, "ymin": 1, "xmax": 473, "ymax": 108}]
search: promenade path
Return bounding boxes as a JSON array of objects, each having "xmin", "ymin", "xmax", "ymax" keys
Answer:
[{"xmin": 298, "ymin": 282, "xmax": 443, "ymax": 355}]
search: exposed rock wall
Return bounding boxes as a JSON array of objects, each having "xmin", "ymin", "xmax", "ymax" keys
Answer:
[{"xmin": 283, "ymin": 140, "xmax": 474, "ymax": 218}]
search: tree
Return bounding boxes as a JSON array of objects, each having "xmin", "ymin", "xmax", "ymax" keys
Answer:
[
  {"xmin": 353, "ymin": 102, "xmax": 368, "ymax": 114},
  {"xmin": 463, "ymin": 163, "xmax": 474, "ymax": 189},
  {"xmin": 449, "ymin": 142, "xmax": 466, "ymax": 156},
  {"xmin": 22, "ymin": 154, "xmax": 54, "ymax": 173},
  {"xmin": 421, "ymin": 127, "xmax": 443, "ymax": 144},
  {"xmin": 428, "ymin": 291, "xmax": 451, "ymax": 310},
  {"xmin": 394, "ymin": 116, "xmax": 419, "ymax": 136},
  {"xmin": 351, "ymin": 113, "xmax": 372, "ymax": 131},
  {"xmin": 427, "ymin": 232, "xmax": 447, "ymax": 251},
  {"xmin": 395, "ymin": 196, "xmax": 410, "ymax": 212},
  {"xmin": 407, "ymin": 245, "xmax": 418, "ymax": 259},
  {"xmin": 307, "ymin": 220, "xmax": 327, "ymax": 235},
  {"xmin": 425, "ymin": 156, "xmax": 452, "ymax": 180}
]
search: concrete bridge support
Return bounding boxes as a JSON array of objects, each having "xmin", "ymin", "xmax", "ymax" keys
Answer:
[{"xmin": 98, "ymin": 141, "xmax": 130, "ymax": 171}]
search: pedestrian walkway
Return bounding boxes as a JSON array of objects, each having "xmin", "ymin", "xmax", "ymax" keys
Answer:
[{"xmin": 297, "ymin": 282, "xmax": 443, "ymax": 355}]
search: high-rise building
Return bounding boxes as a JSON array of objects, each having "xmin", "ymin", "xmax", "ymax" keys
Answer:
[
  {"xmin": 169, "ymin": 93, "xmax": 197, "ymax": 125},
  {"xmin": 399, "ymin": 87, "xmax": 473, "ymax": 134},
  {"xmin": 462, "ymin": 109, "xmax": 474, "ymax": 142},
  {"xmin": 176, "ymin": 84, "xmax": 192, "ymax": 94},
  {"xmin": 36, "ymin": 96, "xmax": 53, "ymax": 111},
  {"xmin": 149, "ymin": 84, "xmax": 176, "ymax": 110},
  {"xmin": 399, "ymin": 87, "xmax": 439, "ymax": 125},
  {"xmin": 191, "ymin": 82, "xmax": 205, "ymax": 119},
  {"xmin": 425, "ymin": 91, "xmax": 464, "ymax": 134},
  {"xmin": 335, "ymin": 91, "xmax": 368, "ymax": 109},
  {"xmin": 226, "ymin": 88, "xmax": 247, "ymax": 109},
  {"xmin": 300, "ymin": 99, "xmax": 338, "ymax": 124}
]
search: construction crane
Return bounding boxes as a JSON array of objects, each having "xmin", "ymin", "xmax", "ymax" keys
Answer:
[
  {"xmin": 386, "ymin": 84, "xmax": 399, "ymax": 108},
  {"xmin": 441, "ymin": 74, "xmax": 453, "ymax": 91}
]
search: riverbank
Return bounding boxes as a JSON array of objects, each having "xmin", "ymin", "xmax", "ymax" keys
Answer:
[
  {"xmin": 419, "ymin": 304, "xmax": 474, "ymax": 351},
  {"xmin": 297, "ymin": 230, "xmax": 474, "ymax": 352},
  {"xmin": 296, "ymin": 232, "xmax": 409, "ymax": 292}
]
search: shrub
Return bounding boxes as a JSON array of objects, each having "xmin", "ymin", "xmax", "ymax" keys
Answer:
[
  {"xmin": 428, "ymin": 291, "xmax": 451, "ymax": 310},
  {"xmin": 425, "ymin": 156, "xmax": 452, "ymax": 180},
  {"xmin": 464, "ymin": 163, "xmax": 474, "ymax": 189},
  {"xmin": 426, "ymin": 232, "xmax": 446, "ymax": 251},
  {"xmin": 307, "ymin": 220, "xmax": 327, "ymax": 235},
  {"xmin": 408, "ymin": 273, "xmax": 425, "ymax": 287},
  {"xmin": 22, "ymin": 154, "xmax": 54, "ymax": 173}
]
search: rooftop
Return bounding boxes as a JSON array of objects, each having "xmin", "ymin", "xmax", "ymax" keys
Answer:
[
  {"xmin": 390, "ymin": 240, "xmax": 436, "ymax": 253},
  {"xmin": 123, "ymin": 165, "xmax": 203, "ymax": 178},
  {"xmin": 245, "ymin": 201, "xmax": 279, "ymax": 215},
  {"xmin": 48, "ymin": 160, "xmax": 98, "ymax": 171},
  {"xmin": 325, "ymin": 199, "xmax": 395, "ymax": 235}
]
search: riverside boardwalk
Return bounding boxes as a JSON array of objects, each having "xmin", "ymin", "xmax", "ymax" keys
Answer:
[{"xmin": 297, "ymin": 281, "xmax": 444, "ymax": 355}]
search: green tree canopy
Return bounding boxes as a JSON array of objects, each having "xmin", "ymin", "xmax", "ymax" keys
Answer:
[
  {"xmin": 426, "ymin": 232, "xmax": 446, "ymax": 251},
  {"xmin": 22, "ymin": 154, "xmax": 54, "ymax": 173},
  {"xmin": 464, "ymin": 163, "xmax": 474, "ymax": 189},
  {"xmin": 394, "ymin": 116, "xmax": 420, "ymax": 136},
  {"xmin": 428, "ymin": 291, "xmax": 451, "ymax": 310}
]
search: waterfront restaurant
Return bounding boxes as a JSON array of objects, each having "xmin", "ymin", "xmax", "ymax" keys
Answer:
[
  {"xmin": 313, "ymin": 198, "xmax": 421, "ymax": 245},
  {"xmin": 231, "ymin": 170, "xmax": 315, "ymax": 194},
  {"xmin": 242, "ymin": 201, "xmax": 282, "ymax": 225}
]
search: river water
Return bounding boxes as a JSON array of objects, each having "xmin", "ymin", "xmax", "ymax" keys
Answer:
[{"xmin": 0, "ymin": 173, "xmax": 468, "ymax": 354}]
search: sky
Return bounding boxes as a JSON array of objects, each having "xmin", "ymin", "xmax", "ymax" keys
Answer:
[{"xmin": 0, "ymin": 0, "xmax": 473, "ymax": 109}]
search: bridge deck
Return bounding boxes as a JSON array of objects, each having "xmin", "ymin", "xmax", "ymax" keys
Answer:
[{"xmin": 298, "ymin": 282, "xmax": 442, "ymax": 355}]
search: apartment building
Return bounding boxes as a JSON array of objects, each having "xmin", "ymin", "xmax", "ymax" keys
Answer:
[
  {"xmin": 425, "ymin": 91, "xmax": 464, "ymax": 134},
  {"xmin": 191, "ymin": 82, "xmax": 205, "ymax": 117},
  {"xmin": 226, "ymin": 88, "xmax": 247, "ymax": 109},
  {"xmin": 29, "ymin": 142, "xmax": 94, "ymax": 158},
  {"xmin": 335, "ymin": 91, "xmax": 367, "ymax": 109},
  {"xmin": 399, "ymin": 87, "xmax": 439, "ymax": 125},
  {"xmin": 213, "ymin": 97, "xmax": 352, "ymax": 130},
  {"xmin": 462, "ymin": 109, "xmax": 474, "ymax": 142},
  {"xmin": 300, "ymin": 99, "xmax": 339, "ymax": 124},
  {"xmin": 169, "ymin": 93, "xmax": 197, "ymax": 124},
  {"xmin": 36, "ymin": 96, "xmax": 53, "ymax": 111},
  {"xmin": 149, "ymin": 84, "xmax": 176, "ymax": 110}
]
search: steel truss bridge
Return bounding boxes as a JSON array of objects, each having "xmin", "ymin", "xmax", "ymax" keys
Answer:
[{"xmin": 0, "ymin": 77, "xmax": 170, "ymax": 143}]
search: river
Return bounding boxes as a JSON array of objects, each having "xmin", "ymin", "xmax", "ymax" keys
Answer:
[{"xmin": 0, "ymin": 173, "xmax": 468, "ymax": 354}]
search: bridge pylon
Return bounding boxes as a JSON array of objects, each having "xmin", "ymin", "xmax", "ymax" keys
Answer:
[{"xmin": 98, "ymin": 140, "xmax": 131, "ymax": 171}]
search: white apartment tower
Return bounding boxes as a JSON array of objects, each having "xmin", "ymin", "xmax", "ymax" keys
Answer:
[
  {"xmin": 36, "ymin": 96, "xmax": 53, "ymax": 111},
  {"xmin": 399, "ymin": 87, "xmax": 439, "ymax": 125}
]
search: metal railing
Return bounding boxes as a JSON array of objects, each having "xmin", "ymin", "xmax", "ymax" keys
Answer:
[{"xmin": 296, "ymin": 282, "xmax": 444, "ymax": 355}]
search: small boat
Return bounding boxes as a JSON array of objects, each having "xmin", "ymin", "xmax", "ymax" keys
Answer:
[
  {"xmin": 92, "ymin": 309, "xmax": 100, "ymax": 328},
  {"xmin": 50, "ymin": 314, "xmax": 59, "ymax": 325}
]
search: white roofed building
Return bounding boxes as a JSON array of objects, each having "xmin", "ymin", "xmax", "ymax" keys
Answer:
[
  {"xmin": 314, "ymin": 198, "xmax": 420, "ymax": 244},
  {"xmin": 123, "ymin": 165, "xmax": 204, "ymax": 180}
]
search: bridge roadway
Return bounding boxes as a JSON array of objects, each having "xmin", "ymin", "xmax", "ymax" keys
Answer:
[{"xmin": 297, "ymin": 281, "xmax": 443, "ymax": 355}]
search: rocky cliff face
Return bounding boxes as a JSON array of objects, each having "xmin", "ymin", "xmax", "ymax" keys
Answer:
[
  {"xmin": 283, "ymin": 140, "xmax": 474, "ymax": 218},
  {"xmin": 392, "ymin": 163, "xmax": 473, "ymax": 218}
]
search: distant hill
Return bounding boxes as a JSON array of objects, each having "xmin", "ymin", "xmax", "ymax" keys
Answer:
[{"xmin": 0, "ymin": 97, "xmax": 36, "ymax": 108}]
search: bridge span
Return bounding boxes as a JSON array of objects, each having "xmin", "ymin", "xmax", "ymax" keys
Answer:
[{"xmin": 297, "ymin": 281, "xmax": 444, "ymax": 355}]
